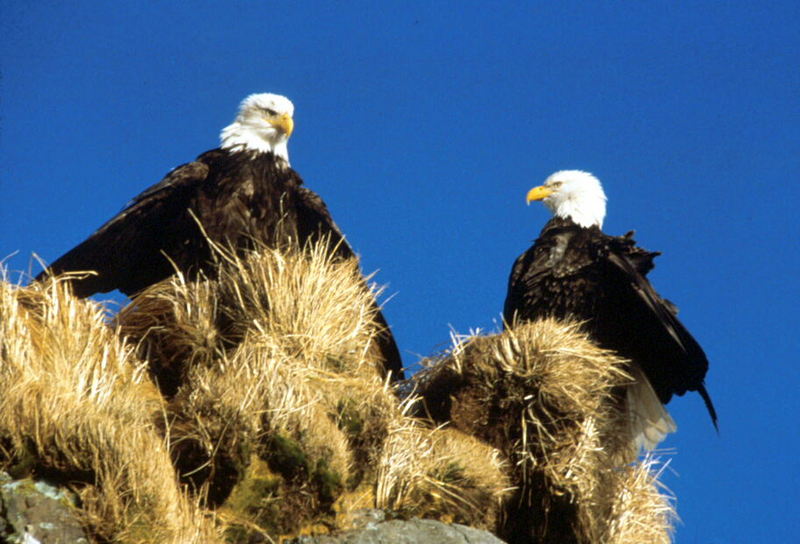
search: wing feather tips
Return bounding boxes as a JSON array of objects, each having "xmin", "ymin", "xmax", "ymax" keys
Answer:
[
  {"xmin": 698, "ymin": 382, "xmax": 719, "ymax": 431},
  {"xmin": 34, "ymin": 241, "xmax": 113, "ymax": 298},
  {"xmin": 30, "ymin": 158, "xmax": 214, "ymax": 299},
  {"xmin": 627, "ymin": 365, "xmax": 678, "ymax": 451}
]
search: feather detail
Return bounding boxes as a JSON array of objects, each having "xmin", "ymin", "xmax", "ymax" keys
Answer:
[{"xmin": 627, "ymin": 364, "xmax": 677, "ymax": 451}]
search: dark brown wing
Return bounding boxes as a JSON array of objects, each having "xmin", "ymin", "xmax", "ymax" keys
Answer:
[
  {"xmin": 601, "ymin": 248, "xmax": 718, "ymax": 427},
  {"xmin": 295, "ymin": 187, "xmax": 404, "ymax": 381},
  {"xmin": 295, "ymin": 186, "xmax": 354, "ymax": 260},
  {"xmin": 36, "ymin": 161, "xmax": 211, "ymax": 297},
  {"xmin": 503, "ymin": 221, "xmax": 598, "ymax": 325},
  {"xmin": 503, "ymin": 247, "xmax": 539, "ymax": 325},
  {"xmin": 503, "ymin": 219, "xmax": 716, "ymax": 427}
]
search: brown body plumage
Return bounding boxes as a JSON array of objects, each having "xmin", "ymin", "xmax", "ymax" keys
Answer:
[
  {"xmin": 505, "ymin": 171, "xmax": 717, "ymax": 445},
  {"xmin": 36, "ymin": 94, "xmax": 403, "ymax": 380},
  {"xmin": 504, "ymin": 216, "xmax": 715, "ymax": 423}
]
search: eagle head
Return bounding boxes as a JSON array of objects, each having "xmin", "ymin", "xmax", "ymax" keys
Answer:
[
  {"xmin": 220, "ymin": 93, "xmax": 295, "ymax": 163},
  {"xmin": 527, "ymin": 170, "xmax": 607, "ymax": 228}
]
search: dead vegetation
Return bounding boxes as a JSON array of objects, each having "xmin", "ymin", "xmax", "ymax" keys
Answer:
[
  {"xmin": 0, "ymin": 276, "xmax": 220, "ymax": 543},
  {"xmin": 415, "ymin": 320, "xmax": 675, "ymax": 543},
  {"xmin": 1, "ymin": 242, "xmax": 675, "ymax": 543}
]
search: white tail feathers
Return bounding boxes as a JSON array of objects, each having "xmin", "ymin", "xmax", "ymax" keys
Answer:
[{"xmin": 627, "ymin": 365, "xmax": 677, "ymax": 451}]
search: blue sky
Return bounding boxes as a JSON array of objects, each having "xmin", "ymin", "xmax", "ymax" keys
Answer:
[{"xmin": 2, "ymin": 1, "xmax": 798, "ymax": 541}]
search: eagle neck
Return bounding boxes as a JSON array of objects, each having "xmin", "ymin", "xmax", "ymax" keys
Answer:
[
  {"xmin": 543, "ymin": 216, "xmax": 600, "ymax": 234},
  {"xmin": 220, "ymin": 122, "xmax": 290, "ymax": 165},
  {"xmin": 220, "ymin": 148, "xmax": 291, "ymax": 172}
]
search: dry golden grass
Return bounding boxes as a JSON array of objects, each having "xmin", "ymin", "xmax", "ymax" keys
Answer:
[
  {"xmin": 375, "ymin": 413, "xmax": 511, "ymax": 529},
  {"xmin": 115, "ymin": 244, "xmax": 383, "ymax": 535},
  {"xmin": 0, "ymin": 276, "xmax": 220, "ymax": 543},
  {"xmin": 115, "ymin": 244, "xmax": 514, "ymax": 537},
  {"xmin": 117, "ymin": 242, "xmax": 387, "ymax": 394},
  {"xmin": 602, "ymin": 455, "xmax": 675, "ymax": 544},
  {"xmin": 2, "ymin": 243, "xmax": 677, "ymax": 543},
  {"xmin": 415, "ymin": 319, "xmax": 675, "ymax": 543}
]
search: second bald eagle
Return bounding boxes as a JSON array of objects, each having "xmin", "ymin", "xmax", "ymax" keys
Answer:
[
  {"xmin": 504, "ymin": 170, "xmax": 716, "ymax": 449},
  {"xmin": 36, "ymin": 93, "xmax": 403, "ymax": 380}
]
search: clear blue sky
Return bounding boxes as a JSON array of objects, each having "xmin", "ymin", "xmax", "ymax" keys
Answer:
[{"xmin": 2, "ymin": 2, "xmax": 798, "ymax": 541}]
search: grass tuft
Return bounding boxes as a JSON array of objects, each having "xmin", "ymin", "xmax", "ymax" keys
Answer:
[
  {"xmin": 2, "ymin": 246, "xmax": 676, "ymax": 542},
  {"xmin": 0, "ymin": 276, "xmax": 220, "ymax": 542},
  {"xmin": 415, "ymin": 319, "xmax": 675, "ymax": 543}
]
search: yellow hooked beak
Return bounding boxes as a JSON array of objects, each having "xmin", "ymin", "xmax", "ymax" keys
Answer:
[
  {"xmin": 526, "ymin": 185, "xmax": 554, "ymax": 205},
  {"xmin": 270, "ymin": 113, "xmax": 294, "ymax": 137}
]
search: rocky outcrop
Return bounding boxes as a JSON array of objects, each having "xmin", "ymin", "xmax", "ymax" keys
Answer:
[
  {"xmin": 289, "ymin": 514, "xmax": 506, "ymax": 544},
  {"xmin": 0, "ymin": 472, "xmax": 88, "ymax": 544}
]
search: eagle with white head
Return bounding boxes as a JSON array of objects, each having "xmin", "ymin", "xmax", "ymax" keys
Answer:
[
  {"xmin": 36, "ymin": 92, "xmax": 403, "ymax": 382},
  {"xmin": 505, "ymin": 169, "xmax": 716, "ymax": 450},
  {"xmin": 221, "ymin": 93, "xmax": 295, "ymax": 161}
]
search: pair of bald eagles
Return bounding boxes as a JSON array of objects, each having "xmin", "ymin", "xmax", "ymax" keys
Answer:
[{"xmin": 37, "ymin": 93, "xmax": 717, "ymax": 449}]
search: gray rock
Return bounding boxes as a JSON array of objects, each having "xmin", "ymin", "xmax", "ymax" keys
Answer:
[
  {"xmin": 0, "ymin": 472, "xmax": 89, "ymax": 544},
  {"xmin": 288, "ymin": 517, "xmax": 506, "ymax": 544}
]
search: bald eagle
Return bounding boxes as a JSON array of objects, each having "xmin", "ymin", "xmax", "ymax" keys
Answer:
[
  {"xmin": 504, "ymin": 170, "xmax": 716, "ymax": 449},
  {"xmin": 36, "ymin": 93, "xmax": 403, "ymax": 380}
]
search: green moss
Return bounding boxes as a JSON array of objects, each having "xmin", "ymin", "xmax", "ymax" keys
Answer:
[
  {"xmin": 334, "ymin": 399, "xmax": 364, "ymax": 438},
  {"xmin": 333, "ymin": 399, "xmax": 379, "ymax": 490},
  {"xmin": 264, "ymin": 434, "xmax": 311, "ymax": 479},
  {"xmin": 221, "ymin": 454, "xmax": 283, "ymax": 539},
  {"xmin": 263, "ymin": 433, "xmax": 343, "ymax": 506},
  {"xmin": 223, "ymin": 455, "xmax": 281, "ymax": 513},
  {"xmin": 265, "ymin": 435, "xmax": 344, "ymax": 505},
  {"xmin": 231, "ymin": 432, "xmax": 345, "ymax": 538},
  {"xmin": 311, "ymin": 457, "xmax": 343, "ymax": 505}
]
